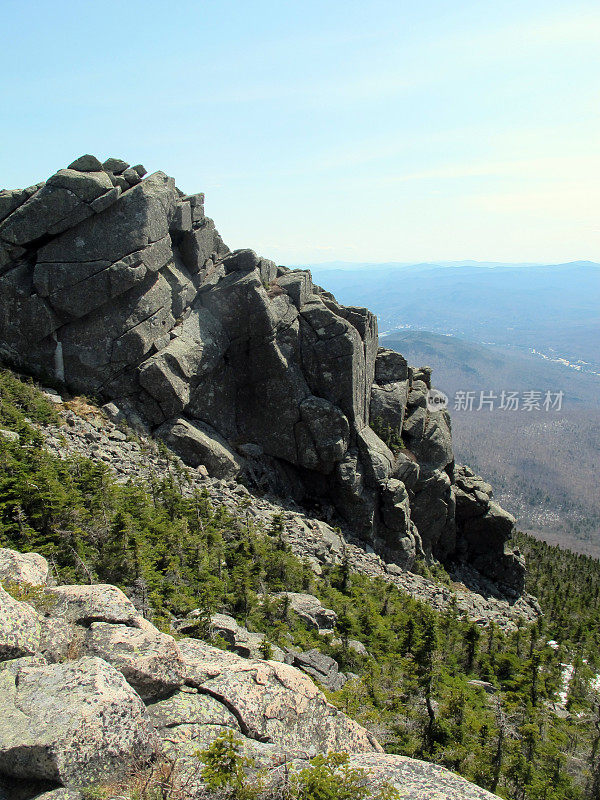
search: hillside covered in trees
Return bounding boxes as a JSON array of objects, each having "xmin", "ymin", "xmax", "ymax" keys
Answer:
[{"xmin": 2, "ymin": 369, "xmax": 600, "ymax": 799}]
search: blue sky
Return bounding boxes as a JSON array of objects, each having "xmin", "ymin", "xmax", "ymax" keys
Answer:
[{"xmin": 1, "ymin": 0, "xmax": 599, "ymax": 264}]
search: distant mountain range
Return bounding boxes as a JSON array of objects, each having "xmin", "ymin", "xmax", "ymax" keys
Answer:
[
  {"xmin": 305, "ymin": 261, "xmax": 600, "ymax": 556},
  {"xmin": 309, "ymin": 261, "xmax": 600, "ymax": 373},
  {"xmin": 382, "ymin": 329, "xmax": 600, "ymax": 408}
]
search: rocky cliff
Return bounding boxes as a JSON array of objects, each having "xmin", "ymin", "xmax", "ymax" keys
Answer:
[
  {"xmin": 0, "ymin": 155, "xmax": 524, "ymax": 596},
  {"xmin": 37, "ymin": 397, "xmax": 538, "ymax": 630}
]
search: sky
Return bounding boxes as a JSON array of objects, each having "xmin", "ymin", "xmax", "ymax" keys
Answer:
[{"xmin": 1, "ymin": 0, "xmax": 600, "ymax": 265}]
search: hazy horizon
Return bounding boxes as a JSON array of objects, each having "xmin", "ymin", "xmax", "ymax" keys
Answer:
[{"xmin": 303, "ymin": 259, "xmax": 600, "ymax": 270}]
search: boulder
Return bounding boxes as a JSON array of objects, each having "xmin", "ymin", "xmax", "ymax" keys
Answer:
[
  {"xmin": 405, "ymin": 407, "xmax": 453, "ymax": 470},
  {"xmin": 34, "ymin": 236, "xmax": 173, "ymax": 319},
  {"xmin": 411, "ymin": 469, "xmax": 455, "ymax": 559},
  {"xmin": 139, "ymin": 306, "xmax": 227, "ymax": 417},
  {"xmin": 461, "ymin": 502, "xmax": 516, "ymax": 555},
  {"xmin": 357, "ymin": 427, "xmax": 395, "ymax": 486},
  {"xmin": 122, "ymin": 167, "xmax": 142, "ymax": 186},
  {"xmin": 38, "ymin": 616, "xmax": 79, "ymax": 663},
  {"xmin": 380, "ymin": 478, "xmax": 411, "ymax": 532},
  {"xmin": 0, "ymin": 169, "xmax": 116, "ymax": 245},
  {"xmin": 185, "ymin": 192, "xmax": 204, "ymax": 221},
  {"xmin": 84, "ymin": 622, "xmax": 184, "ymax": 701},
  {"xmin": 374, "ymin": 348, "xmax": 409, "ymax": 384},
  {"xmin": 455, "ymin": 467, "xmax": 493, "ymax": 498},
  {"xmin": 102, "ymin": 157, "xmax": 130, "ymax": 174},
  {"xmin": 277, "ymin": 269, "xmax": 313, "ymax": 309},
  {"xmin": 68, "ymin": 154, "xmax": 103, "ymax": 172},
  {"xmin": 378, "ymin": 478, "xmax": 421, "ymax": 563},
  {"xmin": 179, "ymin": 217, "xmax": 229, "ymax": 271},
  {"xmin": 299, "ymin": 296, "xmax": 376, "ymax": 429},
  {"xmin": 348, "ymin": 639, "xmax": 368, "ymax": 656},
  {"xmin": 332, "ymin": 449, "xmax": 377, "ymax": 537},
  {"xmin": 132, "ymin": 164, "xmax": 147, "ymax": 178},
  {"xmin": 348, "ymin": 753, "xmax": 499, "ymax": 799},
  {"xmin": 208, "ymin": 613, "xmax": 285, "ymax": 661},
  {"xmin": 0, "ymin": 263, "xmax": 61, "ymax": 365},
  {"xmin": 177, "ymin": 637, "xmax": 380, "ymax": 755},
  {"xmin": 288, "ymin": 649, "xmax": 346, "ymax": 692},
  {"xmin": 370, "ymin": 380, "xmax": 409, "ymax": 431},
  {"xmin": 412, "ymin": 367, "xmax": 432, "ymax": 387},
  {"xmin": 0, "ymin": 656, "xmax": 161, "ymax": 788},
  {"xmin": 0, "ymin": 585, "xmax": 40, "ymax": 660},
  {"xmin": 59, "ymin": 272, "xmax": 175, "ymax": 393},
  {"xmin": 0, "ymin": 186, "xmax": 39, "ymax": 224},
  {"xmin": 44, "ymin": 584, "xmax": 138, "ymax": 625},
  {"xmin": 157, "ymin": 417, "xmax": 244, "ymax": 479},
  {"xmin": 0, "ymin": 548, "xmax": 48, "ymax": 586},
  {"xmin": 169, "ymin": 199, "xmax": 192, "ymax": 232},
  {"xmin": 273, "ymin": 592, "xmax": 337, "ymax": 632},
  {"xmin": 178, "ymin": 637, "xmax": 246, "ymax": 683},
  {"xmin": 454, "ymin": 487, "xmax": 488, "ymax": 520},
  {"xmin": 370, "ymin": 348, "xmax": 410, "ymax": 433},
  {"xmin": 146, "ymin": 686, "xmax": 243, "ymax": 759},
  {"xmin": 392, "ymin": 451, "xmax": 420, "ymax": 489},
  {"xmin": 296, "ymin": 396, "xmax": 350, "ymax": 473},
  {"xmin": 37, "ymin": 172, "xmax": 178, "ymax": 265},
  {"xmin": 110, "ymin": 173, "xmax": 129, "ymax": 191},
  {"xmin": 468, "ymin": 679, "xmax": 498, "ymax": 694}
]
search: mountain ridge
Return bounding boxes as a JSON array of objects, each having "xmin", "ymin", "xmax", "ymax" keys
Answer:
[
  {"xmin": 0, "ymin": 154, "xmax": 526, "ymax": 599},
  {"xmin": 308, "ymin": 261, "xmax": 600, "ymax": 372}
]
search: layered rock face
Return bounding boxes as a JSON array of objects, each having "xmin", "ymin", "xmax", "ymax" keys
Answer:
[{"xmin": 0, "ymin": 156, "xmax": 523, "ymax": 594}]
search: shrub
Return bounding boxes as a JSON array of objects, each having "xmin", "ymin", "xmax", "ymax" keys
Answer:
[
  {"xmin": 370, "ymin": 417, "xmax": 405, "ymax": 455},
  {"xmin": 198, "ymin": 730, "xmax": 261, "ymax": 799},
  {"xmin": 259, "ymin": 638, "xmax": 274, "ymax": 659},
  {"xmin": 291, "ymin": 752, "xmax": 400, "ymax": 800}
]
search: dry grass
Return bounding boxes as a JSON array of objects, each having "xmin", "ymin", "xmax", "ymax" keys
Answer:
[
  {"xmin": 81, "ymin": 758, "xmax": 187, "ymax": 799},
  {"xmin": 80, "ymin": 755, "xmax": 287, "ymax": 800},
  {"xmin": 63, "ymin": 396, "xmax": 101, "ymax": 417},
  {"xmin": 266, "ymin": 282, "xmax": 285, "ymax": 299}
]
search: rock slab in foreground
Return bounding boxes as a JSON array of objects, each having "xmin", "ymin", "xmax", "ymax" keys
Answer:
[
  {"xmin": 0, "ymin": 656, "xmax": 161, "ymax": 787},
  {"xmin": 178, "ymin": 637, "xmax": 380, "ymax": 757},
  {"xmin": 349, "ymin": 753, "xmax": 499, "ymax": 799},
  {"xmin": 84, "ymin": 621, "xmax": 184, "ymax": 701},
  {"xmin": 44, "ymin": 583, "xmax": 138, "ymax": 625}
]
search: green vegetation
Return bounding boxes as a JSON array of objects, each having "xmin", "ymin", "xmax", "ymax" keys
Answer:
[
  {"xmin": 2, "ymin": 369, "xmax": 600, "ymax": 799},
  {"xmin": 82, "ymin": 737, "xmax": 399, "ymax": 800},
  {"xmin": 516, "ymin": 532, "xmax": 600, "ymax": 668},
  {"xmin": 198, "ymin": 733, "xmax": 399, "ymax": 800},
  {"xmin": 371, "ymin": 416, "xmax": 406, "ymax": 454},
  {"xmin": 291, "ymin": 752, "xmax": 399, "ymax": 800},
  {"xmin": 200, "ymin": 731, "xmax": 261, "ymax": 799}
]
